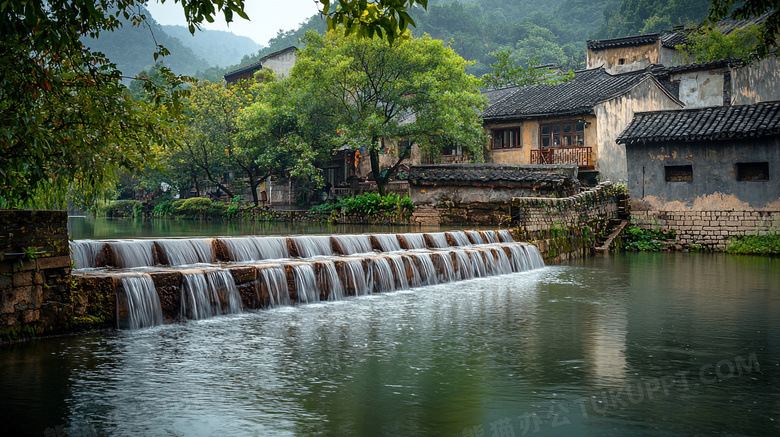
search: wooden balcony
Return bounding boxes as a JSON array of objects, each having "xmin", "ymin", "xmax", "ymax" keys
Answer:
[{"xmin": 531, "ymin": 147, "xmax": 592, "ymax": 168}]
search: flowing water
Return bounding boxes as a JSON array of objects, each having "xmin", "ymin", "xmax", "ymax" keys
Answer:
[{"xmin": 2, "ymin": 253, "xmax": 778, "ymax": 436}]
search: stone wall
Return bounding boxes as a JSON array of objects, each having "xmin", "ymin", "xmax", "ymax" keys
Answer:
[
  {"xmin": 631, "ymin": 210, "xmax": 780, "ymax": 250},
  {"xmin": 510, "ymin": 182, "xmax": 623, "ymax": 262},
  {"xmin": 0, "ymin": 210, "xmax": 72, "ymax": 342}
]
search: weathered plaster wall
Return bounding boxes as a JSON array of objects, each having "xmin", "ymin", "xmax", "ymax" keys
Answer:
[
  {"xmin": 625, "ymin": 137, "xmax": 780, "ymax": 211},
  {"xmin": 484, "ymin": 120, "xmax": 534, "ymax": 165},
  {"xmin": 658, "ymin": 46, "xmax": 681, "ymax": 67},
  {"xmin": 587, "ymin": 43, "xmax": 659, "ymax": 74},
  {"xmin": 732, "ymin": 56, "xmax": 780, "ymax": 105},
  {"xmin": 595, "ymin": 78, "xmax": 683, "ymax": 183},
  {"xmin": 632, "ymin": 210, "xmax": 780, "ymax": 250},
  {"xmin": 0, "ymin": 211, "xmax": 72, "ymax": 342},
  {"xmin": 262, "ymin": 49, "xmax": 297, "ymax": 78},
  {"xmin": 672, "ymin": 68, "xmax": 726, "ymax": 108}
]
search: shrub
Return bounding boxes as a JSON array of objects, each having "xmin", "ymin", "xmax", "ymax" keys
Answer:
[
  {"xmin": 620, "ymin": 226, "xmax": 676, "ymax": 251},
  {"xmin": 96, "ymin": 199, "xmax": 141, "ymax": 218},
  {"xmin": 175, "ymin": 197, "xmax": 214, "ymax": 218},
  {"xmin": 308, "ymin": 193, "xmax": 415, "ymax": 219},
  {"xmin": 726, "ymin": 235, "xmax": 780, "ymax": 255}
]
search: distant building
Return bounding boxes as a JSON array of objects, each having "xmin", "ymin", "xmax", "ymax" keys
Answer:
[{"xmin": 223, "ymin": 46, "xmax": 297, "ymax": 83}]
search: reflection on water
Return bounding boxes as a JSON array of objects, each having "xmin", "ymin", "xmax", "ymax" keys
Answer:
[
  {"xmin": 1, "ymin": 253, "xmax": 778, "ymax": 436},
  {"xmin": 68, "ymin": 216, "xmax": 456, "ymax": 240}
]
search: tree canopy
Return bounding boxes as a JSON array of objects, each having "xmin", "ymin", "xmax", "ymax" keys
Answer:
[
  {"xmin": 287, "ymin": 30, "xmax": 486, "ymax": 196},
  {"xmin": 706, "ymin": 0, "xmax": 780, "ymax": 60}
]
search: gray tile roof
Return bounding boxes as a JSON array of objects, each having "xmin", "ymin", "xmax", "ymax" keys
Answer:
[
  {"xmin": 408, "ymin": 164, "xmax": 569, "ymax": 186},
  {"xmin": 660, "ymin": 12, "xmax": 771, "ymax": 49},
  {"xmin": 482, "ymin": 68, "xmax": 672, "ymax": 121},
  {"xmin": 224, "ymin": 46, "xmax": 297, "ymax": 80},
  {"xmin": 587, "ymin": 34, "xmax": 660, "ymax": 50},
  {"xmin": 617, "ymin": 102, "xmax": 780, "ymax": 145}
]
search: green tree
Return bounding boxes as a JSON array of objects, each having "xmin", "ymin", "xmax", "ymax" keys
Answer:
[
  {"xmin": 319, "ymin": 0, "xmax": 429, "ymax": 44},
  {"xmin": 481, "ymin": 50, "xmax": 575, "ymax": 89},
  {"xmin": 675, "ymin": 25, "xmax": 762, "ymax": 63},
  {"xmin": 706, "ymin": 0, "xmax": 780, "ymax": 60},
  {"xmin": 291, "ymin": 30, "xmax": 487, "ymax": 196}
]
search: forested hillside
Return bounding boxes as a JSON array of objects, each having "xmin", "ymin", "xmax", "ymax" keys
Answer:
[
  {"xmin": 232, "ymin": 0, "xmax": 712, "ymax": 78},
  {"xmin": 84, "ymin": 8, "xmax": 211, "ymax": 77},
  {"xmin": 162, "ymin": 25, "xmax": 262, "ymax": 68}
]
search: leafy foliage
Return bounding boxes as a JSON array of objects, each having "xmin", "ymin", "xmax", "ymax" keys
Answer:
[
  {"xmin": 621, "ymin": 226, "xmax": 676, "ymax": 251},
  {"xmin": 482, "ymin": 51, "xmax": 575, "ymax": 89},
  {"xmin": 594, "ymin": 0, "xmax": 711, "ymax": 39},
  {"xmin": 291, "ymin": 29, "xmax": 487, "ymax": 196},
  {"xmin": 311, "ymin": 193, "xmax": 415, "ymax": 218},
  {"xmin": 319, "ymin": 0, "xmax": 429, "ymax": 45},
  {"xmin": 675, "ymin": 25, "xmax": 762, "ymax": 63},
  {"xmin": 726, "ymin": 235, "xmax": 780, "ymax": 255},
  {"xmin": 706, "ymin": 0, "xmax": 780, "ymax": 60},
  {"xmin": 96, "ymin": 200, "xmax": 143, "ymax": 218}
]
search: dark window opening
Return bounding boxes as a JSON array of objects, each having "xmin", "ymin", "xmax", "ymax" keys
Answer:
[
  {"xmin": 665, "ymin": 165, "xmax": 693, "ymax": 182},
  {"xmin": 492, "ymin": 127, "xmax": 521, "ymax": 149},
  {"xmin": 736, "ymin": 162, "xmax": 769, "ymax": 181},
  {"xmin": 618, "ymin": 58, "xmax": 626, "ymax": 65}
]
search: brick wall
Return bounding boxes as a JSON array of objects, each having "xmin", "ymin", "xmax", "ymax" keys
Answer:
[
  {"xmin": 0, "ymin": 210, "xmax": 73, "ymax": 342},
  {"xmin": 511, "ymin": 182, "xmax": 622, "ymax": 262},
  {"xmin": 631, "ymin": 210, "xmax": 780, "ymax": 250}
]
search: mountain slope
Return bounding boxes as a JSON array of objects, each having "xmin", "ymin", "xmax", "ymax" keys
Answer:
[{"xmin": 162, "ymin": 25, "xmax": 262, "ymax": 68}]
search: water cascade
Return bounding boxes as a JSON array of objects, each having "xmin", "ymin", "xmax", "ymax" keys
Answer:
[
  {"xmin": 399, "ymin": 233, "xmax": 427, "ymax": 249},
  {"xmin": 180, "ymin": 269, "xmax": 242, "ymax": 320},
  {"xmin": 257, "ymin": 265, "xmax": 291, "ymax": 307},
  {"xmin": 291, "ymin": 264, "xmax": 319, "ymax": 304},
  {"xmin": 372, "ymin": 257, "xmax": 396, "ymax": 293},
  {"xmin": 333, "ymin": 234, "xmax": 373, "ymax": 255},
  {"xmin": 448, "ymin": 231, "xmax": 472, "ymax": 247},
  {"xmin": 292, "ymin": 236, "xmax": 333, "ymax": 258},
  {"xmin": 70, "ymin": 240, "xmax": 105, "ymax": 269},
  {"xmin": 117, "ymin": 274, "xmax": 163, "ymax": 330},
  {"xmin": 157, "ymin": 238, "xmax": 215, "ymax": 265},
  {"xmin": 109, "ymin": 240, "xmax": 155, "ymax": 268},
  {"xmin": 467, "ymin": 231, "xmax": 485, "ymax": 245},
  {"xmin": 71, "ymin": 229, "xmax": 546, "ymax": 328},
  {"xmin": 373, "ymin": 234, "xmax": 402, "ymax": 252},
  {"xmin": 222, "ymin": 236, "xmax": 288, "ymax": 262}
]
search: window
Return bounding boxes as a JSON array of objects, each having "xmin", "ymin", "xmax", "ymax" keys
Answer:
[
  {"xmin": 491, "ymin": 127, "xmax": 521, "ymax": 149},
  {"xmin": 736, "ymin": 162, "xmax": 769, "ymax": 181},
  {"xmin": 665, "ymin": 165, "xmax": 693, "ymax": 182},
  {"xmin": 540, "ymin": 121, "xmax": 585, "ymax": 148},
  {"xmin": 618, "ymin": 58, "xmax": 626, "ymax": 65}
]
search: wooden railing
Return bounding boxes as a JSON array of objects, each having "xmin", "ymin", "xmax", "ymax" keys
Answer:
[{"xmin": 531, "ymin": 147, "xmax": 591, "ymax": 167}]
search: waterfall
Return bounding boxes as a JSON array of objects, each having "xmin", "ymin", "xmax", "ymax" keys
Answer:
[
  {"xmin": 372, "ymin": 257, "xmax": 396, "ymax": 293},
  {"xmin": 493, "ymin": 248, "xmax": 513, "ymax": 275},
  {"xmin": 334, "ymin": 235, "xmax": 373, "ymax": 255},
  {"xmin": 483, "ymin": 231, "xmax": 499, "ymax": 244},
  {"xmin": 436, "ymin": 252, "xmax": 456, "ymax": 283},
  {"xmin": 426, "ymin": 232, "xmax": 449, "ymax": 249},
  {"xmin": 222, "ymin": 236, "xmax": 289, "ymax": 261},
  {"xmin": 386, "ymin": 254, "xmax": 409, "ymax": 290},
  {"xmin": 447, "ymin": 231, "xmax": 472, "ymax": 247},
  {"xmin": 291, "ymin": 264, "xmax": 319, "ymax": 304},
  {"xmin": 525, "ymin": 244, "xmax": 546, "ymax": 269},
  {"xmin": 292, "ymin": 236, "xmax": 333, "ymax": 258},
  {"xmin": 180, "ymin": 269, "xmax": 242, "ymax": 320},
  {"xmin": 258, "ymin": 265, "xmax": 290, "ymax": 307},
  {"xmin": 414, "ymin": 253, "xmax": 438, "ymax": 286},
  {"xmin": 117, "ymin": 274, "xmax": 163, "ymax": 330},
  {"xmin": 467, "ymin": 231, "xmax": 485, "ymax": 245},
  {"xmin": 467, "ymin": 249, "xmax": 487, "ymax": 278},
  {"xmin": 498, "ymin": 230, "xmax": 514, "ymax": 243},
  {"xmin": 70, "ymin": 240, "xmax": 104, "ymax": 269},
  {"xmin": 374, "ymin": 234, "xmax": 401, "ymax": 252},
  {"xmin": 157, "ymin": 238, "xmax": 215, "ymax": 265},
  {"xmin": 341, "ymin": 259, "xmax": 370, "ymax": 296},
  {"xmin": 452, "ymin": 250, "xmax": 475, "ymax": 280},
  {"xmin": 507, "ymin": 245, "xmax": 530, "ymax": 272},
  {"xmin": 403, "ymin": 255, "xmax": 422, "ymax": 288},
  {"xmin": 109, "ymin": 240, "xmax": 154, "ymax": 268},
  {"xmin": 400, "ymin": 233, "xmax": 427, "ymax": 249},
  {"xmin": 317, "ymin": 261, "xmax": 345, "ymax": 301}
]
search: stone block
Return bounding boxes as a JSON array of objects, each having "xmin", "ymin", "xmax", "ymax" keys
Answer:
[
  {"xmin": 13, "ymin": 259, "xmax": 37, "ymax": 272},
  {"xmin": 13, "ymin": 271, "xmax": 32, "ymax": 287},
  {"xmin": 36, "ymin": 256, "xmax": 72, "ymax": 270}
]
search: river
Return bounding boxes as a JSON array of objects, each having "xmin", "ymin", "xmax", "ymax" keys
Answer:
[{"xmin": 1, "ymin": 250, "xmax": 777, "ymax": 436}]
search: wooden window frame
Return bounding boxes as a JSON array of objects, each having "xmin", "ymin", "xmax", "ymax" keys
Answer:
[
  {"xmin": 539, "ymin": 120, "xmax": 585, "ymax": 149},
  {"xmin": 491, "ymin": 127, "xmax": 522, "ymax": 150},
  {"xmin": 665, "ymin": 165, "xmax": 693, "ymax": 182}
]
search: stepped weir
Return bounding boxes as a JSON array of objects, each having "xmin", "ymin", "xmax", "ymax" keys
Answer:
[{"xmin": 70, "ymin": 230, "xmax": 545, "ymax": 329}]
